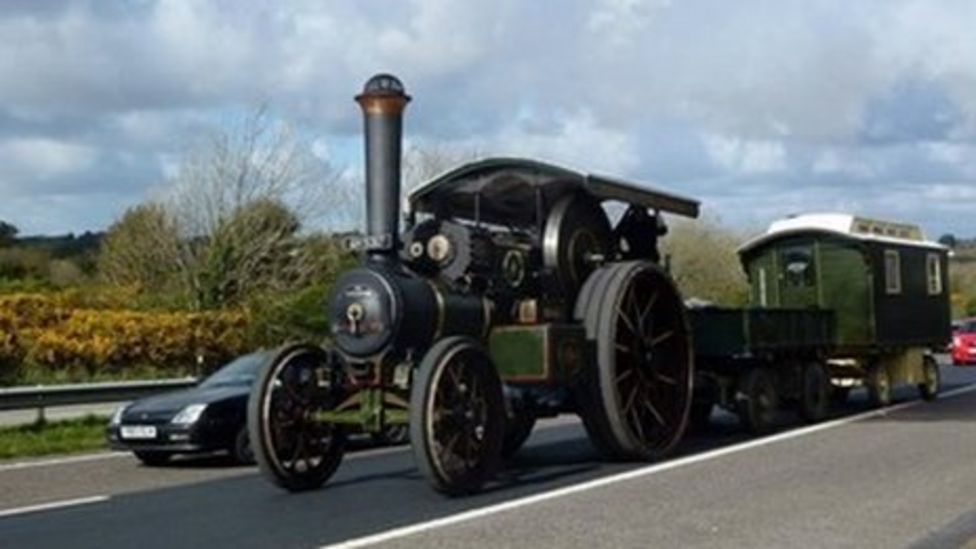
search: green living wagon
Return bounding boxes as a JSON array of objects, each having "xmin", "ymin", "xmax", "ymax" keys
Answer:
[{"xmin": 690, "ymin": 213, "xmax": 949, "ymax": 433}]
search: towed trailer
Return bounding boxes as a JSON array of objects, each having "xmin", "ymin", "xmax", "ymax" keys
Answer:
[{"xmin": 690, "ymin": 214, "xmax": 949, "ymax": 434}]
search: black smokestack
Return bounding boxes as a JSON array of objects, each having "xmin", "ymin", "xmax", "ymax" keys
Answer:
[{"xmin": 356, "ymin": 74, "xmax": 410, "ymax": 260}]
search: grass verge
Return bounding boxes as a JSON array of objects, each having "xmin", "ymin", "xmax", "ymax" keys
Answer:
[{"xmin": 0, "ymin": 415, "xmax": 108, "ymax": 460}]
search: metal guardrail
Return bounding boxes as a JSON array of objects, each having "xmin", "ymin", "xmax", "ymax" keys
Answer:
[{"xmin": 0, "ymin": 378, "xmax": 199, "ymax": 416}]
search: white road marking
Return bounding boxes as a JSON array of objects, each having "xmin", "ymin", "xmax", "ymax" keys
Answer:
[
  {"xmin": 0, "ymin": 495, "xmax": 110, "ymax": 519},
  {"xmin": 0, "ymin": 452, "xmax": 129, "ymax": 473},
  {"xmin": 324, "ymin": 383, "xmax": 976, "ymax": 549}
]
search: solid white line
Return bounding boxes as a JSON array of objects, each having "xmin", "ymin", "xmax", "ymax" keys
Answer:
[
  {"xmin": 324, "ymin": 383, "xmax": 976, "ymax": 549},
  {"xmin": 0, "ymin": 452, "xmax": 129, "ymax": 473},
  {"xmin": 0, "ymin": 495, "xmax": 110, "ymax": 519}
]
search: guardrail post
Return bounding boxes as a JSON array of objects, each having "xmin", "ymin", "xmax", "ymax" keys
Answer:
[{"xmin": 37, "ymin": 405, "xmax": 46, "ymax": 425}]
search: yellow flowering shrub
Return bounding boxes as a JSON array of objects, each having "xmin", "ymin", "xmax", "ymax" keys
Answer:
[
  {"xmin": 0, "ymin": 312, "xmax": 25, "ymax": 382},
  {"xmin": 0, "ymin": 292, "xmax": 250, "ymax": 381},
  {"xmin": 0, "ymin": 293, "xmax": 74, "ymax": 330}
]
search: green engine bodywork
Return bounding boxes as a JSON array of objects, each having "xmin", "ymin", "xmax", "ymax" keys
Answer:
[{"xmin": 489, "ymin": 324, "xmax": 587, "ymax": 385}]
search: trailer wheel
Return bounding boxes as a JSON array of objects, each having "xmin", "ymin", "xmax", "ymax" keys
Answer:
[
  {"xmin": 248, "ymin": 344, "xmax": 346, "ymax": 492},
  {"xmin": 799, "ymin": 362, "xmax": 830, "ymax": 423},
  {"xmin": 411, "ymin": 337, "xmax": 505, "ymax": 496},
  {"xmin": 737, "ymin": 368, "xmax": 778, "ymax": 435},
  {"xmin": 867, "ymin": 363, "xmax": 892, "ymax": 408},
  {"xmin": 919, "ymin": 355, "xmax": 940, "ymax": 402},
  {"xmin": 573, "ymin": 262, "xmax": 693, "ymax": 460}
]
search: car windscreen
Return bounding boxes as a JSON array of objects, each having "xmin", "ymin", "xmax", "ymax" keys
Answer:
[
  {"xmin": 963, "ymin": 321, "xmax": 976, "ymax": 333},
  {"xmin": 200, "ymin": 353, "xmax": 267, "ymax": 387}
]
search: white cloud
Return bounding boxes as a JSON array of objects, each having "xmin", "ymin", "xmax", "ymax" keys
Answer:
[
  {"xmin": 703, "ymin": 134, "xmax": 786, "ymax": 174},
  {"xmin": 811, "ymin": 149, "xmax": 875, "ymax": 179},
  {"xmin": 476, "ymin": 109, "xmax": 639, "ymax": 175},
  {"xmin": 0, "ymin": 137, "xmax": 96, "ymax": 184},
  {"xmin": 0, "ymin": 1, "xmax": 975, "ymax": 236}
]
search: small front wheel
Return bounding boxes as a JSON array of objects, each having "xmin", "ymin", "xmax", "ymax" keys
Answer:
[
  {"xmin": 410, "ymin": 337, "xmax": 506, "ymax": 496},
  {"xmin": 248, "ymin": 344, "xmax": 346, "ymax": 492}
]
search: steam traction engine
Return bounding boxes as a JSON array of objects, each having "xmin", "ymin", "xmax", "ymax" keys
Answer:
[{"xmin": 248, "ymin": 74, "xmax": 701, "ymax": 495}]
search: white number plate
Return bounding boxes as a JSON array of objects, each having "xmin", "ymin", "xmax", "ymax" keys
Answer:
[{"xmin": 120, "ymin": 425, "xmax": 158, "ymax": 440}]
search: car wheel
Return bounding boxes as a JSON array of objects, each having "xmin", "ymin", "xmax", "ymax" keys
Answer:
[
  {"xmin": 371, "ymin": 424, "xmax": 409, "ymax": 446},
  {"xmin": 134, "ymin": 451, "xmax": 171, "ymax": 466},
  {"xmin": 232, "ymin": 426, "xmax": 255, "ymax": 464}
]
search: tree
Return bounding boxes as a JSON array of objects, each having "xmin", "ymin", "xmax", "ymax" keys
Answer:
[
  {"xmin": 402, "ymin": 142, "xmax": 482, "ymax": 193},
  {"xmin": 99, "ymin": 107, "xmax": 350, "ymax": 310},
  {"xmin": 192, "ymin": 198, "xmax": 307, "ymax": 308},
  {"xmin": 660, "ymin": 218, "xmax": 750, "ymax": 306},
  {"xmin": 939, "ymin": 233, "xmax": 957, "ymax": 248},
  {"xmin": 0, "ymin": 220, "xmax": 18, "ymax": 247},
  {"xmin": 98, "ymin": 203, "xmax": 181, "ymax": 291}
]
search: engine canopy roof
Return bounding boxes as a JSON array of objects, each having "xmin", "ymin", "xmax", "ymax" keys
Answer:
[{"xmin": 407, "ymin": 157, "xmax": 700, "ymax": 226}]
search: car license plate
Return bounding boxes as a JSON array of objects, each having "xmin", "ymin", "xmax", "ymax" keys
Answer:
[{"xmin": 120, "ymin": 425, "xmax": 157, "ymax": 440}]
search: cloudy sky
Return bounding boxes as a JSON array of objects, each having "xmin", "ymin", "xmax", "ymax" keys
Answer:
[{"xmin": 1, "ymin": 0, "xmax": 974, "ymax": 238}]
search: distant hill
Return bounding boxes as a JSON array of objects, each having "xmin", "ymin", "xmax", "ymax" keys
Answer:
[{"xmin": 15, "ymin": 232, "xmax": 104, "ymax": 258}]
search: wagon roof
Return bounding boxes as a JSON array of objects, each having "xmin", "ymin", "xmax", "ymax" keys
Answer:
[
  {"xmin": 738, "ymin": 212, "xmax": 947, "ymax": 254},
  {"xmin": 407, "ymin": 157, "xmax": 699, "ymax": 226}
]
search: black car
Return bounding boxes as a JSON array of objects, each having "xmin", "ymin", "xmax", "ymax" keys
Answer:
[{"xmin": 106, "ymin": 352, "xmax": 269, "ymax": 466}]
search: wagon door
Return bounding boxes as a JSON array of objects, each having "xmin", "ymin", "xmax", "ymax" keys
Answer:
[{"xmin": 818, "ymin": 241, "xmax": 873, "ymax": 346}]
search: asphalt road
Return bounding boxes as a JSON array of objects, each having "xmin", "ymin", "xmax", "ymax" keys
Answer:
[{"xmin": 1, "ymin": 363, "xmax": 975, "ymax": 549}]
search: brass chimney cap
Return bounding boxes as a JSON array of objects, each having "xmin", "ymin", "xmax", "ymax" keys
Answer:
[{"xmin": 356, "ymin": 74, "xmax": 411, "ymax": 114}]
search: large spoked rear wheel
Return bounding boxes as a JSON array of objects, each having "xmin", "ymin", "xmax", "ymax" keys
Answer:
[
  {"xmin": 574, "ymin": 261, "xmax": 693, "ymax": 460},
  {"xmin": 248, "ymin": 343, "xmax": 346, "ymax": 492},
  {"xmin": 410, "ymin": 337, "xmax": 506, "ymax": 496}
]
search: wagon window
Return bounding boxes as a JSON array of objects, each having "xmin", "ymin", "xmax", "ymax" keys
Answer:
[
  {"xmin": 926, "ymin": 253, "xmax": 942, "ymax": 295},
  {"xmin": 781, "ymin": 245, "xmax": 814, "ymax": 287},
  {"xmin": 758, "ymin": 267, "xmax": 768, "ymax": 307},
  {"xmin": 884, "ymin": 250, "xmax": 901, "ymax": 294}
]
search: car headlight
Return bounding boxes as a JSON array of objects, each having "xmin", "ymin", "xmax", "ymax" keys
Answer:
[
  {"xmin": 171, "ymin": 404, "xmax": 207, "ymax": 425},
  {"xmin": 109, "ymin": 405, "xmax": 127, "ymax": 426},
  {"xmin": 953, "ymin": 336, "xmax": 961, "ymax": 348}
]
